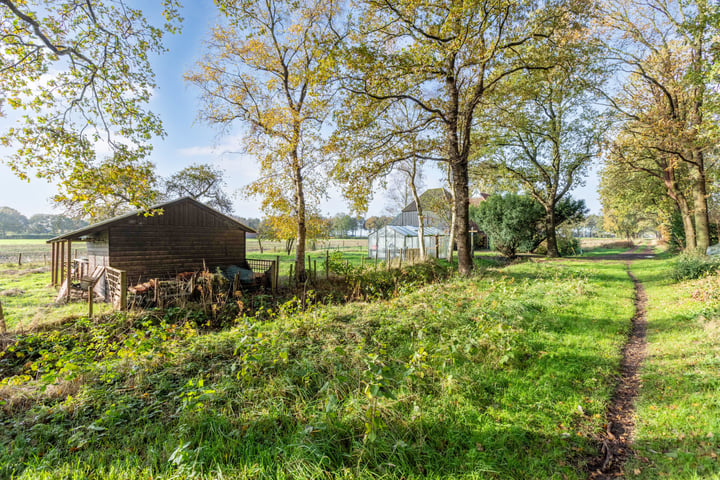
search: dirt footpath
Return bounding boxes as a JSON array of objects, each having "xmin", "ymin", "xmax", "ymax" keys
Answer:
[{"xmin": 585, "ymin": 247, "xmax": 652, "ymax": 478}]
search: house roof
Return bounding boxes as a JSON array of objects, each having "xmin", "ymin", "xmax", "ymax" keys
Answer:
[
  {"xmin": 401, "ymin": 188, "xmax": 450, "ymax": 213},
  {"xmin": 401, "ymin": 188, "xmax": 490, "ymax": 212},
  {"xmin": 47, "ymin": 197, "xmax": 255, "ymax": 243}
]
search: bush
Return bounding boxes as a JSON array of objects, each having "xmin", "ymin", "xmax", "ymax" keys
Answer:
[
  {"xmin": 671, "ymin": 251, "xmax": 720, "ymax": 280},
  {"xmin": 471, "ymin": 194, "xmax": 545, "ymax": 258}
]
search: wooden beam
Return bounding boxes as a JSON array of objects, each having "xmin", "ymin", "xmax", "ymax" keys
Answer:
[
  {"xmin": 50, "ymin": 242, "xmax": 56, "ymax": 286},
  {"xmin": 119, "ymin": 270, "xmax": 127, "ymax": 311},
  {"xmin": 66, "ymin": 240, "xmax": 72, "ymax": 303},
  {"xmin": 59, "ymin": 242, "xmax": 65, "ymax": 287}
]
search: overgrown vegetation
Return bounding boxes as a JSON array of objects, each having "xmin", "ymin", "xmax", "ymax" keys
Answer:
[
  {"xmin": 671, "ymin": 251, "xmax": 720, "ymax": 280},
  {"xmin": 325, "ymin": 252, "xmax": 452, "ymax": 300},
  {"xmin": 0, "ymin": 258, "xmax": 634, "ymax": 479}
]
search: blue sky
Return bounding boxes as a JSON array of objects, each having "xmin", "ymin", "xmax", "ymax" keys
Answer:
[{"xmin": 0, "ymin": 1, "xmax": 601, "ymax": 218}]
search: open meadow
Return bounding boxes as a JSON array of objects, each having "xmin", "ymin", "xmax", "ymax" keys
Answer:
[{"xmin": 0, "ymin": 242, "xmax": 718, "ymax": 479}]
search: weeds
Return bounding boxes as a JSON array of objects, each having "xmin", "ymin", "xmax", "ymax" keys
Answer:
[
  {"xmin": 0, "ymin": 258, "xmax": 634, "ymax": 479},
  {"xmin": 671, "ymin": 251, "xmax": 720, "ymax": 280}
]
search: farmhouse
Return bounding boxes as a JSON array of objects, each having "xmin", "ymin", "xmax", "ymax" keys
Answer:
[{"xmin": 47, "ymin": 197, "xmax": 270, "ymax": 307}]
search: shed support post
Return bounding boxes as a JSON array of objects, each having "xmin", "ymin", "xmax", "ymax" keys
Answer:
[
  {"xmin": 65, "ymin": 240, "xmax": 72, "ymax": 303},
  {"xmin": 51, "ymin": 243, "xmax": 56, "ymax": 286},
  {"xmin": 59, "ymin": 241, "xmax": 65, "ymax": 287}
]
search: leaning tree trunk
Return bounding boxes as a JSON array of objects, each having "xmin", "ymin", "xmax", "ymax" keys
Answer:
[
  {"xmin": 663, "ymin": 169, "xmax": 696, "ymax": 250},
  {"xmin": 690, "ymin": 154, "xmax": 710, "ymax": 252}
]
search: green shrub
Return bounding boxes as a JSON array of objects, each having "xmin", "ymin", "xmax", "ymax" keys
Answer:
[{"xmin": 671, "ymin": 251, "xmax": 720, "ymax": 280}]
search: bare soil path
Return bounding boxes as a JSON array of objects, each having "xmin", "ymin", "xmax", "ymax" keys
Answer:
[{"xmin": 585, "ymin": 247, "xmax": 653, "ymax": 478}]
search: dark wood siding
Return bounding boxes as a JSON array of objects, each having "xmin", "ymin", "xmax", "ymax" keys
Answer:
[{"xmin": 108, "ymin": 225, "xmax": 246, "ymax": 283}]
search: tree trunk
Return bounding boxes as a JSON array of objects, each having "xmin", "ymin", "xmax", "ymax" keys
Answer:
[
  {"xmin": 545, "ymin": 205, "xmax": 559, "ymax": 257},
  {"xmin": 450, "ymin": 160, "xmax": 472, "ymax": 274},
  {"xmin": 663, "ymin": 166, "xmax": 696, "ymax": 250},
  {"xmin": 408, "ymin": 161, "xmax": 426, "ymax": 260},
  {"xmin": 691, "ymin": 159, "xmax": 710, "ymax": 252},
  {"xmin": 293, "ymin": 162, "xmax": 307, "ymax": 283},
  {"xmin": 258, "ymin": 238, "xmax": 264, "ymax": 254}
]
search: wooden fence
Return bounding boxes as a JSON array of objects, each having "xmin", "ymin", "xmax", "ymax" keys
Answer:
[{"xmin": 106, "ymin": 267, "xmax": 127, "ymax": 310}]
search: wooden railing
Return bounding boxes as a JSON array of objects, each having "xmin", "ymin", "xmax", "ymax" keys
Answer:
[{"xmin": 106, "ymin": 266, "xmax": 127, "ymax": 310}]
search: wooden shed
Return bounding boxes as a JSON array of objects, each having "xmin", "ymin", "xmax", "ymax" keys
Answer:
[{"xmin": 48, "ymin": 197, "xmax": 260, "ymax": 306}]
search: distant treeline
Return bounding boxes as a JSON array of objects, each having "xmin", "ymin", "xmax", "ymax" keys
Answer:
[{"xmin": 0, "ymin": 207, "xmax": 88, "ymax": 238}]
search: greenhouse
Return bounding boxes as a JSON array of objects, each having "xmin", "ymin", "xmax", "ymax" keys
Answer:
[{"xmin": 367, "ymin": 225, "xmax": 449, "ymax": 261}]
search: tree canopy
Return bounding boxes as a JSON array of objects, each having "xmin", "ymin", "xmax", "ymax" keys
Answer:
[{"xmin": 0, "ymin": 0, "xmax": 181, "ymax": 216}]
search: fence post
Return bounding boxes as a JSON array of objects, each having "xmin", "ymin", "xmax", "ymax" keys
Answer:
[
  {"xmin": 325, "ymin": 250, "xmax": 329, "ymax": 279},
  {"xmin": 119, "ymin": 270, "xmax": 127, "ymax": 311},
  {"xmin": 0, "ymin": 300, "xmax": 6, "ymax": 335},
  {"xmin": 313, "ymin": 260, "xmax": 317, "ymax": 282},
  {"xmin": 275, "ymin": 255, "xmax": 280, "ymax": 290}
]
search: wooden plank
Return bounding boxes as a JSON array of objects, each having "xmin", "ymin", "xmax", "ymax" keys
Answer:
[
  {"xmin": 59, "ymin": 241, "xmax": 65, "ymax": 287},
  {"xmin": 119, "ymin": 270, "xmax": 127, "ymax": 311},
  {"xmin": 51, "ymin": 242, "xmax": 56, "ymax": 286},
  {"xmin": 66, "ymin": 240, "xmax": 72, "ymax": 303}
]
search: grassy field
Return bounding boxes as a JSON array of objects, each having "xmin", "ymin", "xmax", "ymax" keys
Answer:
[
  {"xmin": 625, "ymin": 256, "xmax": 720, "ymax": 479},
  {"xmin": 0, "ymin": 255, "xmax": 635, "ymax": 479},
  {"xmin": 0, "ymin": 238, "xmax": 365, "ymax": 264},
  {"xmin": 1, "ymin": 245, "xmax": 717, "ymax": 479}
]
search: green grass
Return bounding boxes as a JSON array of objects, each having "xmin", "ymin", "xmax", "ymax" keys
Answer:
[
  {"xmin": 0, "ymin": 263, "xmax": 113, "ymax": 331},
  {"xmin": 0, "ymin": 257, "xmax": 635, "ymax": 479},
  {"xmin": 625, "ymin": 258, "xmax": 720, "ymax": 479}
]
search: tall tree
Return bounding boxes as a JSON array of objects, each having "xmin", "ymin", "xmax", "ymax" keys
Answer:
[
  {"xmin": 0, "ymin": 0, "xmax": 180, "ymax": 214},
  {"xmin": 51, "ymin": 156, "xmax": 158, "ymax": 219},
  {"xmin": 476, "ymin": 36, "xmax": 607, "ymax": 257},
  {"xmin": 335, "ymin": 0, "xmax": 584, "ymax": 274},
  {"xmin": 162, "ymin": 163, "xmax": 235, "ymax": 214},
  {"xmin": 186, "ymin": 0, "xmax": 340, "ymax": 282},
  {"xmin": 601, "ymin": 0, "xmax": 719, "ymax": 251},
  {"xmin": 602, "ymin": 126, "xmax": 695, "ymax": 249},
  {"xmin": 0, "ymin": 206, "xmax": 27, "ymax": 236}
]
